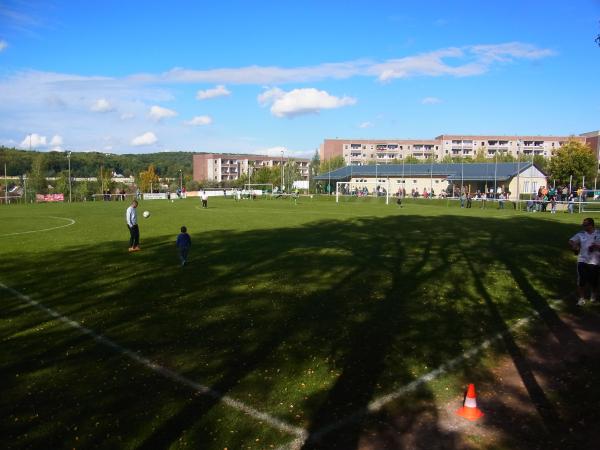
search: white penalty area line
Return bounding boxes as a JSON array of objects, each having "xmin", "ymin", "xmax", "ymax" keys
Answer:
[
  {"xmin": 0, "ymin": 282, "xmax": 307, "ymax": 440},
  {"xmin": 0, "ymin": 216, "xmax": 76, "ymax": 237}
]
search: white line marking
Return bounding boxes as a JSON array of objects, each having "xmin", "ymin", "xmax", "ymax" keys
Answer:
[
  {"xmin": 302, "ymin": 306, "xmax": 552, "ymax": 445},
  {"xmin": 0, "ymin": 282, "xmax": 307, "ymax": 439},
  {"xmin": 0, "ymin": 216, "xmax": 76, "ymax": 237}
]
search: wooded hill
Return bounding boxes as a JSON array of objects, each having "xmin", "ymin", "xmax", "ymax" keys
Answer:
[{"xmin": 0, "ymin": 146, "xmax": 197, "ymax": 178}]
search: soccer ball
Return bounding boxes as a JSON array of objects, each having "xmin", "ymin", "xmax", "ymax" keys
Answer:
[{"xmin": 143, "ymin": 211, "xmax": 150, "ymax": 218}]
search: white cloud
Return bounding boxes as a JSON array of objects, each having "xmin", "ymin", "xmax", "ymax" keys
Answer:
[
  {"xmin": 131, "ymin": 132, "xmax": 157, "ymax": 146},
  {"xmin": 196, "ymin": 85, "xmax": 231, "ymax": 100},
  {"xmin": 258, "ymin": 87, "xmax": 284, "ymax": 106},
  {"xmin": 20, "ymin": 133, "xmax": 46, "ymax": 148},
  {"xmin": 143, "ymin": 42, "xmax": 553, "ymax": 85},
  {"xmin": 185, "ymin": 115, "xmax": 213, "ymax": 126},
  {"xmin": 359, "ymin": 121, "xmax": 373, "ymax": 128},
  {"xmin": 50, "ymin": 135, "xmax": 63, "ymax": 146},
  {"xmin": 149, "ymin": 105, "xmax": 177, "ymax": 121},
  {"xmin": 91, "ymin": 98, "xmax": 114, "ymax": 112},
  {"xmin": 421, "ymin": 97, "xmax": 442, "ymax": 104},
  {"xmin": 258, "ymin": 87, "xmax": 356, "ymax": 118},
  {"xmin": 0, "ymin": 40, "xmax": 7, "ymax": 52}
]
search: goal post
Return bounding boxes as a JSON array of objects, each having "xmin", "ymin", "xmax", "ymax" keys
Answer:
[{"xmin": 336, "ymin": 181, "xmax": 391, "ymax": 204}]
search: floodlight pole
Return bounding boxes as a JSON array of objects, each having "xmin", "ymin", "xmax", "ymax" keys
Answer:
[
  {"xmin": 516, "ymin": 139, "xmax": 521, "ymax": 209},
  {"xmin": 67, "ymin": 151, "xmax": 72, "ymax": 203},
  {"xmin": 179, "ymin": 169, "xmax": 183, "ymax": 192},
  {"xmin": 493, "ymin": 150, "xmax": 498, "ymax": 204},
  {"xmin": 4, "ymin": 163, "xmax": 7, "ymax": 205},
  {"xmin": 386, "ymin": 176, "xmax": 390, "ymax": 205},
  {"xmin": 281, "ymin": 150, "xmax": 284, "ymax": 192},
  {"xmin": 430, "ymin": 156, "xmax": 433, "ymax": 194}
]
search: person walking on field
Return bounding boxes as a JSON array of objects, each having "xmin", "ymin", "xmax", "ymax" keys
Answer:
[
  {"xmin": 176, "ymin": 226, "xmax": 192, "ymax": 266},
  {"xmin": 126, "ymin": 200, "xmax": 140, "ymax": 252},
  {"xmin": 569, "ymin": 217, "xmax": 600, "ymax": 306}
]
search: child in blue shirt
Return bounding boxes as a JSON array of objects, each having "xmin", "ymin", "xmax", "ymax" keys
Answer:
[{"xmin": 176, "ymin": 226, "xmax": 192, "ymax": 266}]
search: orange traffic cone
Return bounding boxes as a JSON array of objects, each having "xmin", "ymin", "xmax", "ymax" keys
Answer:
[{"xmin": 455, "ymin": 383, "xmax": 484, "ymax": 421}]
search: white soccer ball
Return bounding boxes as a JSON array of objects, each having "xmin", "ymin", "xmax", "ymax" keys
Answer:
[
  {"xmin": 310, "ymin": 195, "xmax": 314, "ymax": 199},
  {"xmin": 143, "ymin": 211, "xmax": 150, "ymax": 218}
]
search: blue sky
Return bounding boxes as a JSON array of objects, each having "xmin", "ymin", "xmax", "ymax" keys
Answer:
[{"xmin": 0, "ymin": 0, "xmax": 599, "ymax": 158}]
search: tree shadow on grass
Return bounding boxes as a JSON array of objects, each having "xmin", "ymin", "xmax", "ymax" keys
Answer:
[{"xmin": 0, "ymin": 213, "xmax": 589, "ymax": 449}]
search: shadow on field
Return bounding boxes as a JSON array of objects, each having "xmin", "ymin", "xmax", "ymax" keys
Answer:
[{"xmin": 2, "ymin": 212, "xmax": 598, "ymax": 449}]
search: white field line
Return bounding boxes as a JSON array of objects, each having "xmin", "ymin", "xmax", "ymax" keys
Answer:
[
  {"xmin": 0, "ymin": 283, "xmax": 307, "ymax": 440},
  {"xmin": 298, "ymin": 306, "xmax": 551, "ymax": 446},
  {"xmin": 0, "ymin": 216, "xmax": 76, "ymax": 237}
]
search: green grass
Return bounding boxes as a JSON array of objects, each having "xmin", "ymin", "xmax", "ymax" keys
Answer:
[{"xmin": 0, "ymin": 196, "xmax": 587, "ymax": 449}]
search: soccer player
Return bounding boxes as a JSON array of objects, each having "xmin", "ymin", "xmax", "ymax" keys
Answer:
[
  {"xmin": 569, "ymin": 218, "xmax": 600, "ymax": 305},
  {"xmin": 126, "ymin": 200, "xmax": 140, "ymax": 252},
  {"xmin": 176, "ymin": 226, "xmax": 192, "ymax": 266},
  {"xmin": 201, "ymin": 190, "xmax": 208, "ymax": 208}
]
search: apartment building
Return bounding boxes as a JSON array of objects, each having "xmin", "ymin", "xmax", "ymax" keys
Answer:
[
  {"xmin": 193, "ymin": 153, "xmax": 310, "ymax": 183},
  {"xmin": 334, "ymin": 139, "xmax": 441, "ymax": 165},
  {"xmin": 581, "ymin": 131, "xmax": 600, "ymax": 170},
  {"xmin": 321, "ymin": 133, "xmax": 592, "ymax": 165},
  {"xmin": 437, "ymin": 135, "xmax": 586, "ymax": 159}
]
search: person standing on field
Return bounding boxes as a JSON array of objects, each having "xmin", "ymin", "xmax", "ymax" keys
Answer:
[
  {"xmin": 176, "ymin": 226, "xmax": 192, "ymax": 266},
  {"xmin": 126, "ymin": 200, "xmax": 140, "ymax": 252},
  {"xmin": 201, "ymin": 190, "xmax": 208, "ymax": 208},
  {"xmin": 568, "ymin": 217, "xmax": 600, "ymax": 306}
]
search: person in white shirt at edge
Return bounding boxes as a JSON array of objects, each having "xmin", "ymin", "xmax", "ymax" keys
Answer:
[
  {"xmin": 201, "ymin": 190, "xmax": 208, "ymax": 208},
  {"xmin": 568, "ymin": 217, "xmax": 600, "ymax": 305},
  {"xmin": 126, "ymin": 200, "xmax": 141, "ymax": 252}
]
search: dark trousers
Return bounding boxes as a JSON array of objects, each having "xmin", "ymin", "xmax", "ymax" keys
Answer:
[
  {"xmin": 178, "ymin": 247, "xmax": 189, "ymax": 263},
  {"xmin": 202, "ymin": 199, "xmax": 207, "ymax": 208},
  {"xmin": 128, "ymin": 224, "xmax": 139, "ymax": 248}
]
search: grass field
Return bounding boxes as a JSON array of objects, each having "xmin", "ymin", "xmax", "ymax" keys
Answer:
[{"xmin": 0, "ymin": 195, "xmax": 591, "ymax": 449}]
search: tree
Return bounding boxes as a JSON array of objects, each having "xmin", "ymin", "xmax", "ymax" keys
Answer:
[
  {"xmin": 53, "ymin": 170, "xmax": 70, "ymax": 195},
  {"xmin": 403, "ymin": 156, "xmax": 420, "ymax": 164},
  {"xmin": 28, "ymin": 153, "xmax": 47, "ymax": 195},
  {"xmin": 309, "ymin": 150, "xmax": 320, "ymax": 192},
  {"xmin": 318, "ymin": 156, "xmax": 345, "ymax": 174},
  {"xmin": 98, "ymin": 166, "xmax": 114, "ymax": 194},
  {"xmin": 474, "ymin": 148, "xmax": 487, "ymax": 162},
  {"xmin": 547, "ymin": 140, "xmax": 596, "ymax": 186},
  {"xmin": 138, "ymin": 164, "xmax": 159, "ymax": 193}
]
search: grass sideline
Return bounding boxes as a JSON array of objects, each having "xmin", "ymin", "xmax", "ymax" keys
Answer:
[{"xmin": 0, "ymin": 196, "xmax": 590, "ymax": 449}]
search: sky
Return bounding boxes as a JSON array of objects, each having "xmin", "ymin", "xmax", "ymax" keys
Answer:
[{"xmin": 0, "ymin": 0, "xmax": 599, "ymax": 158}]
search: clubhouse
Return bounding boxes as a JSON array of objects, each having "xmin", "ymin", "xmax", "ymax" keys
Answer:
[{"xmin": 315, "ymin": 162, "xmax": 547, "ymax": 199}]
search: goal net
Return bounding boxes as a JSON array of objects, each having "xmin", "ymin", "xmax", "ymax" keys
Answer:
[
  {"xmin": 579, "ymin": 189, "xmax": 600, "ymax": 213},
  {"xmin": 244, "ymin": 183, "xmax": 273, "ymax": 196},
  {"xmin": 336, "ymin": 181, "xmax": 393, "ymax": 205}
]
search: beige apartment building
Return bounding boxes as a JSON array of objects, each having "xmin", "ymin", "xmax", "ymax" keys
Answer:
[
  {"xmin": 321, "ymin": 133, "xmax": 592, "ymax": 165},
  {"xmin": 193, "ymin": 153, "xmax": 310, "ymax": 183}
]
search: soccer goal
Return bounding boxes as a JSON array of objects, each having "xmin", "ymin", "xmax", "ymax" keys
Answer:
[
  {"xmin": 244, "ymin": 183, "xmax": 273, "ymax": 194},
  {"xmin": 579, "ymin": 189, "xmax": 600, "ymax": 213},
  {"xmin": 336, "ymin": 181, "xmax": 392, "ymax": 204}
]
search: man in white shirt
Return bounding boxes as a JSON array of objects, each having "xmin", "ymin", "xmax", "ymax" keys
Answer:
[
  {"xmin": 568, "ymin": 217, "xmax": 600, "ymax": 305},
  {"xmin": 126, "ymin": 200, "xmax": 140, "ymax": 252},
  {"xmin": 201, "ymin": 190, "xmax": 208, "ymax": 208}
]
